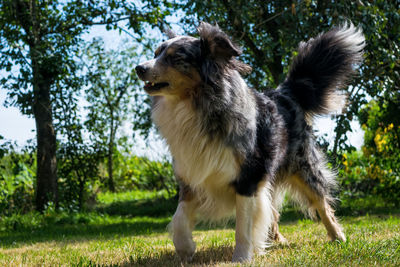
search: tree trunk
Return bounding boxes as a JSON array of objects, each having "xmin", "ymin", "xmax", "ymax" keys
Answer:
[
  {"xmin": 14, "ymin": 0, "xmax": 59, "ymax": 212},
  {"xmin": 33, "ymin": 75, "xmax": 58, "ymax": 212},
  {"xmin": 78, "ymin": 176, "xmax": 84, "ymax": 210},
  {"xmin": 332, "ymin": 115, "xmax": 346, "ymax": 160},
  {"xmin": 30, "ymin": 41, "xmax": 58, "ymax": 211},
  {"xmin": 107, "ymin": 109, "xmax": 116, "ymax": 192},
  {"xmin": 107, "ymin": 146, "xmax": 115, "ymax": 192}
]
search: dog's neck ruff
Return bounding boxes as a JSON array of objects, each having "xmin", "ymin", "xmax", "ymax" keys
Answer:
[{"xmin": 152, "ymin": 96, "xmax": 240, "ymax": 187}]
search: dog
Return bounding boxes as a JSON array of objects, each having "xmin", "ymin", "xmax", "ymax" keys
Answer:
[{"xmin": 135, "ymin": 22, "xmax": 364, "ymax": 262}]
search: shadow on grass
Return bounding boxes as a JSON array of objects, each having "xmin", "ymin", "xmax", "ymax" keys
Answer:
[
  {"xmin": 125, "ymin": 245, "xmax": 234, "ymax": 267},
  {"xmin": 0, "ymin": 218, "xmax": 170, "ymax": 248},
  {"xmin": 95, "ymin": 196, "xmax": 177, "ymax": 217},
  {"xmin": 0, "ymin": 197, "xmax": 179, "ymax": 248},
  {"xmin": 124, "ymin": 242, "xmax": 318, "ymax": 267}
]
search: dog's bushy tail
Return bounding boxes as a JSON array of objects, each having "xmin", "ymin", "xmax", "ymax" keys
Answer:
[{"xmin": 283, "ymin": 23, "xmax": 365, "ymax": 117}]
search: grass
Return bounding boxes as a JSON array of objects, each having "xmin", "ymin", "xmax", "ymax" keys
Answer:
[{"xmin": 0, "ymin": 191, "xmax": 399, "ymax": 266}]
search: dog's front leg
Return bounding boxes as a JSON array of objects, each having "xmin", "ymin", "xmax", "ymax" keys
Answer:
[
  {"xmin": 171, "ymin": 198, "xmax": 197, "ymax": 262},
  {"xmin": 232, "ymin": 194, "xmax": 255, "ymax": 262}
]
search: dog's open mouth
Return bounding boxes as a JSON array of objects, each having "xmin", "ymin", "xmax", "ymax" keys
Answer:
[{"xmin": 144, "ymin": 82, "xmax": 169, "ymax": 91}]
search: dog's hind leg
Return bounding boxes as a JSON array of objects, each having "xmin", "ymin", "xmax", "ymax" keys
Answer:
[
  {"xmin": 269, "ymin": 185, "xmax": 288, "ymax": 244},
  {"xmin": 269, "ymin": 208, "xmax": 288, "ymax": 244},
  {"xmin": 170, "ymin": 182, "xmax": 198, "ymax": 262},
  {"xmin": 287, "ymin": 173, "xmax": 346, "ymax": 242}
]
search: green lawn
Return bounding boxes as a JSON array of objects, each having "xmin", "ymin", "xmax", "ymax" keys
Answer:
[{"xmin": 0, "ymin": 191, "xmax": 399, "ymax": 266}]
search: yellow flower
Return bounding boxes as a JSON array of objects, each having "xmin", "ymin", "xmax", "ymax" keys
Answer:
[{"xmin": 375, "ymin": 133, "xmax": 381, "ymax": 141}]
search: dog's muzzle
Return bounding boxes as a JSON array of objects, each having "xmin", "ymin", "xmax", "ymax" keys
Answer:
[{"xmin": 135, "ymin": 65, "xmax": 148, "ymax": 79}]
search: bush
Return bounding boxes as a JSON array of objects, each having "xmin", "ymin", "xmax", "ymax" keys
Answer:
[
  {"xmin": 112, "ymin": 154, "xmax": 176, "ymax": 196},
  {"xmin": 0, "ymin": 140, "xmax": 37, "ymax": 215},
  {"xmin": 0, "ymin": 150, "xmax": 36, "ymax": 215},
  {"xmin": 339, "ymin": 100, "xmax": 400, "ymax": 205},
  {"xmin": 358, "ymin": 101, "xmax": 400, "ymax": 205},
  {"xmin": 338, "ymin": 151, "xmax": 373, "ymax": 200}
]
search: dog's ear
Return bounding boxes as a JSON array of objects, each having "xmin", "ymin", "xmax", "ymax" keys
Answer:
[
  {"xmin": 159, "ymin": 21, "xmax": 177, "ymax": 39},
  {"xmin": 197, "ymin": 22, "xmax": 241, "ymax": 60},
  {"xmin": 164, "ymin": 27, "xmax": 177, "ymax": 39}
]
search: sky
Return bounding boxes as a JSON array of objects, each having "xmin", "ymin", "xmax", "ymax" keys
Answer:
[{"xmin": 0, "ymin": 22, "xmax": 364, "ymax": 156}]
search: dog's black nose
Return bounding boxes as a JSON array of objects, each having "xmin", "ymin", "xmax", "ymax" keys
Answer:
[{"xmin": 135, "ymin": 65, "xmax": 147, "ymax": 76}]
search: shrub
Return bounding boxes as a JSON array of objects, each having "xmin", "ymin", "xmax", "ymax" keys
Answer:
[
  {"xmin": 113, "ymin": 154, "xmax": 176, "ymax": 196},
  {"xmin": 0, "ymin": 150, "xmax": 36, "ymax": 215},
  {"xmin": 339, "ymin": 151, "xmax": 372, "ymax": 199},
  {"xmin": 351, "ymin": 100, "xmax": 400, "ymax": 205}
]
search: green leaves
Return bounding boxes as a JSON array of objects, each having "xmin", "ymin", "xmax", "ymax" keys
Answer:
[{"xmin": 0, "ymin": 149, "xmax": 36, "ymax": 215}]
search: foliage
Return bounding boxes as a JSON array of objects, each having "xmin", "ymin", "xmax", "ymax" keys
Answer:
[
  {"xmin": 57, "ymin": 144, "xmax": 103, "ymax": 211},
  {"xmin": 0, "ymin": 0, "xmax": 111, "ymax": 210},
  {"xmin": 338, "ymin": 114, "xmax": 400, "ymax": 206},
  {"xmin": 84, "ymin": 38, "xmax": 148, "ymax": 192},
  {"xmin": 0, "ymin": 138, "xmax": 175, "ymax": 213},
  {"xmin": 0, "ymin": 0, "xmax": 171, "ymax": 210},
  {"xmin": 106, "ymin": 153, "xmax": 176, "ymax": 196},
  {"xmin": 357, "ymin": 100, "xmax": 400, "ymax": 204},
  {"xmin": 338, "ymin": 151, "xmax": 375, "ymax": 201},
  {"xmin": 0, "ymin": 144, "xmax": 36, "ymax": 215},
  {"xmin": 0, "ymin": 0, "xmax": 169, "ymax": 115}
]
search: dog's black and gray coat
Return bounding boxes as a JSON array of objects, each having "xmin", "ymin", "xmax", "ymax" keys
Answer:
[{"xmin": 136, "ymin": 22, "xmax": 364, "ymax": 262}]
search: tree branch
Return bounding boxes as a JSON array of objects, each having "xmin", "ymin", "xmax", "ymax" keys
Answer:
[
  {"xmin": 220, "ymin": 0, "xmax": 285, "ymax": 85},
  {"xmin": 220, "ymin": 0, "xmax": 264, "ymax": 60},
  {"xmin": 81, "ymin": 16, "xmax": 131, "ymax": 26}
]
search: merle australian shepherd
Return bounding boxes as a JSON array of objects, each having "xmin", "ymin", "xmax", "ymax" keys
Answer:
[{"xmin": 135, "ymin": 22, "xmax": 364, "ymax": 262}]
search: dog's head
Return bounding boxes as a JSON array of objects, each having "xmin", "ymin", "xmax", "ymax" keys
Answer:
[{"xmin": 135, "ymin": 22, "xmax": 251, "ymax": 98}]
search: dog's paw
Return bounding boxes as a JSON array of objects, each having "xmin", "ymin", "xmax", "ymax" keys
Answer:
[
  {"xmin": 176, "ymin": 248, "xmax": 195, "ymax": 263},
  {"xmin": 232, "ymin": 245, "xmax": 253, "ymax": 262},
  {"xmin": 175, "ymin": 239, "xmax": 196, "ymax": 263},
  {"xmin": 275, "ymin": 233, "xmax": 289, "ymax": 246},
  {"xmin": 232, "ymin": 253, "xmax": 252, "ymax": 263},
  {"xmin": 329, "ymin": 231, "xmax": 346, "ymax": 243}
]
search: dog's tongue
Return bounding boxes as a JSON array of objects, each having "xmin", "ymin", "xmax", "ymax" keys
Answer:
[
  {"xmin": 143, "ymin": 82, "xmax": 169, "ymax": 91},
  {"xmin": 144, "ymin": 82, "xmax": 154, "ymax": 88}
]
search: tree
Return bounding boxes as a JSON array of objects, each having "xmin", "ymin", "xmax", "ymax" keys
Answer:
[
  {"xmin": 54, "ymin": 81, "xmax": 102, "ymax": 210},
  {"xmin": 0, "ymin": 0, "xmax": 83, "ymax": 211},
  {"xmin": 84, "ymin": 38, "xmax": 143, "ymax": 192},
  {"xmin": 176, "ymin": 0, "xmax": 400, "ymax": 156},
  {"xmin": 0, "ymin": 0, "xmax": 170, "ymax": 210}
]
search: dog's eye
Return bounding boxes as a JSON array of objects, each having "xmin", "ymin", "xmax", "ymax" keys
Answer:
[
  {"xmin": 176, "ymin": 47, "xmax": 186, "ymax": 55},
  {"xmin": 154, "ymin": 45, "xmax": 167, "ymax": 58}
]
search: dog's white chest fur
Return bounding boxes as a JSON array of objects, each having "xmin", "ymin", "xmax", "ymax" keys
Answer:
[{"xmin": 152, "ymin": 96, "xmax": 240, "ymax": 220}]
